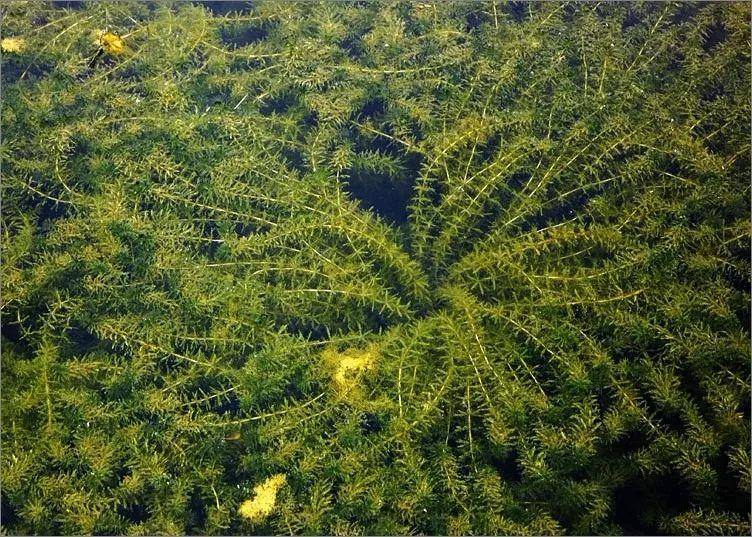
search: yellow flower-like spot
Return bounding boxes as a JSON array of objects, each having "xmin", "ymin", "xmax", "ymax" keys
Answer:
[
  {"xmin": 1, "ymin": 37, "xmax": 25, "ymax": 53},
  {"xmin": 323, "ymin": 343, "xmax": 378, "ymax": 394},
  {"xmin": 238, "ymin": 474, "xmax": 286, "ymax": 522},
  {"xmin": 101, "ymin": 32, "xmax": 125, "ymax": 55}
]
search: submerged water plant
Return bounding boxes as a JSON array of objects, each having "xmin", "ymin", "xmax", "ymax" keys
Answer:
[{"xmin": 1, "ymin": 1, "xmax": 750, "ymax": 535}]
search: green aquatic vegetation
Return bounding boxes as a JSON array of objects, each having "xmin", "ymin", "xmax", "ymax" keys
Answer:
[{"xmin": 1, "ymin": 1, "xmax": 750, "ymax": 535}]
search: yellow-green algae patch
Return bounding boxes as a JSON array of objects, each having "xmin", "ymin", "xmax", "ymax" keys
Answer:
[
  {"xmin": 237, "ymin": 474, "xmax": 287, "ymax": 523},
  {"xmin": 1, "ymin": 37, "xmax": 25, "ymax": 53},
  {"xmin": 323, "ymin": 343, "xmax": 378, "ymax": 396}
]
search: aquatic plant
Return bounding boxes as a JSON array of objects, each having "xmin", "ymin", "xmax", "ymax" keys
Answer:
[{"xmin": 1, "ymin": 1, "xmax": 749, "ymax": 535}]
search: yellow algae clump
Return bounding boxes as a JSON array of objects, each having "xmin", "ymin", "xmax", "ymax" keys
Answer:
[
  {"xmin": 101, "ymin": 32, "xmax": 125, "ymax": 55},
  {"xmin": 238, "ymin": 474, "xmax": 286, "ymax": 522},
  {"xmin": 1, "ymin": 37, "xmax": 25, "ymax": 53},
  {"xmin": 324, "ymin": 343, "xmax": 378, "ymax": 395}
]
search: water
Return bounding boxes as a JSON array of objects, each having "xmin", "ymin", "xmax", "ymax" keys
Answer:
[{"xmin": 1, "ymin": 1, "xmax": 750, "ymax": 535}]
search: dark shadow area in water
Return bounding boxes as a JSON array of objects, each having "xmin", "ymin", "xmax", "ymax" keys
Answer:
[
  {"xmin": 508, "ymin": 1, "xmax": 528, "ymax": 23},
  {"xmin": 465, "ymin": 9, "xmax": 490, "ymax": 32},
  {"xmin": 220, "ymin": 22, "xmax": 269, "ymax": 48},
  {"xmin": 188, "ymin": 489, "xmax": 208, "ymax": 533},
  {"xmin": 671, "ymin": 3, "xmax": 700, "ymax": 25},
  {"xmin": 0, "ymin": 494, "xmax": 19, "ymax": 529},
  {"xmin": 607, "ymin": 430, "xmax": 650, "ymax": 459},
  {"xmin": 117, "ymin": 502, "xmax": 150, "ymax": 525},
  {"xmin": 359, "ymin": 96, "xmax": 386, "ymax": 120},
  {"xmin": 195, "ymin": 1, "xmax": 254, "ymax": 17},
  {"xmin": 702, "ymin": 20, "xmax": 728, "ymax": 52},
  {"xmin": 345, "ymin": 170, "xmax": 413, "ymax": 225},
  {"xmin": 259, "ymin": 91, "xmax": 297, "ymax": 116},
  {"xmin": 340, "ymin": 34, "xmax": 365, "ymax": 60},
  {"xmin": 612, "ymin": 473, "xmax": 692, "ymax": 535},
  {"xmin": 51, "ymin": 0, "xmax": 86, "ymax": 10},
  {"xmin": 717, "ymin": 448, "xmax": 752, "ymax": 517},
  {"xmin": 1, "ymin": 60, "xmax": 54, "ymax": 85},
  {"xmin": 488, "ymin": 448, "xmax": 523, "ymax": 484},
  {"xmin": 621, "ymin": 9, "xmax": 643, "ymax": 31},
  {"xmin": 359, "ymin": 411, "xmax": 385, "ymax": 435},
  {"xmin": 0, "ymin": 320, "xmax": 23, "ymax": 346},
  {"xmin": 66, "ymin": 325, "xmax": 101, "ymax": 356},
  {"xmin": 344, "ymin": 109, "xmax": 423, "ymax": 226}
]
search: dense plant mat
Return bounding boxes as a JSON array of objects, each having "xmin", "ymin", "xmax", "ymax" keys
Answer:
[{"xmin": 1, "ymin": 1, "xmax": 750, "ymax": 535}]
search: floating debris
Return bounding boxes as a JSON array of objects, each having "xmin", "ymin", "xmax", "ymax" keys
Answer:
[
  {"xmin": 1, "ymin": 37, "xmax": 26, "ymax": 53},
  {"xmin": 100, "ymin": 32, "xmax": 125, "ymax": 56},
  {"xmin": 323, "ymin": 343, "xmax": 378, "ymax": 394},
  {"xmin": 238, "ymin": 474, "xmax": 287, "ymax": 522}
]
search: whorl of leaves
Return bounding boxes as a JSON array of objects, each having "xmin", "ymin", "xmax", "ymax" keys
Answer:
[{"xmin": 2, "ymin": 1, "xmax": 750, "ymax": 535}]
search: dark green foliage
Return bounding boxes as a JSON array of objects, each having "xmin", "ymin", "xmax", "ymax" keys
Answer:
[{"xmin": 1, "ymin": 1, "xmax": 750, "ymax": 535}]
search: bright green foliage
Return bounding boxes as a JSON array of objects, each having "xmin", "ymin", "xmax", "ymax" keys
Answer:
[{"xmin": 2, "ymin": 1, "xmax": 750, "ymax": 535}]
